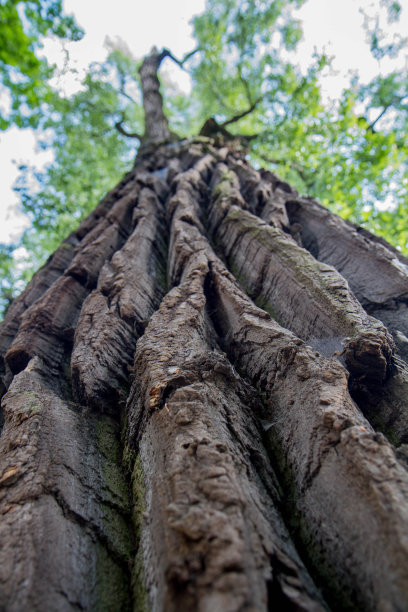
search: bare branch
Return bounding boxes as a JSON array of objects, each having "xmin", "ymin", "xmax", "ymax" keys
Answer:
[
  {"xmin": 368, "ymin": 105, "xmax": 390, "ymax": 132},
  {"xmin": 161, "ymin": 47, "xmax": 200, "ymax": 71},
  {"xmin": 117, "ymin": 71, "xmax": 139, "ymax": 106},
  {"xmin": 367, "ymin": 94, "xmax": 408, "ymax": 133},
  {"xmin": 220, "ymin": 96, "xmax": 263, "ymax": 128},
  {"xmin": 240, "ymin": 132, "xmax": 260, "ymax": 141},
  {"xmin": 114, "ymin": 114, "xmax": 141, "ymax": 140},
  {"xmin": 199, "ymin": 117, "xmax": 260, "ymax": 145}
]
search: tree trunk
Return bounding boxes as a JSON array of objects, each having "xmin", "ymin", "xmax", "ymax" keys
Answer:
[{"xmin": 1, "ymin": 53, "xmax": 408, "ymax": 612}]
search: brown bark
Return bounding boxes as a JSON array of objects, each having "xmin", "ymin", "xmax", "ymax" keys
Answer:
[
  {"xmin": 139, "ymin": 49, "xmax": 173, "ymax": 146},
  {"xmin": 1, "ymin": 136, "xmax": 408, "ymax": 611},
  {"xmin": 1, "ymin": 49, "xmax": 408, "ymax": 608}
]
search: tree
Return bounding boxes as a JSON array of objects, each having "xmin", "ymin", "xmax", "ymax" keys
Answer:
[
  {"xmin": 2, "ymin": 0, "xmax": 408, "ymax": 318},
  {"xmin": 0, "ymin": 0, "xmax": 82, "ymax": 129},
  {"xmin": 0, "ymin": 45, "xmax": 408, "ymax": 611}
]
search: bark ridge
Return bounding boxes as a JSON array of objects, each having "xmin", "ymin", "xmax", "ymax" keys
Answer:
[{"xmin": 1, "ymin": 137, "xmax": 408, "ymax": 611}]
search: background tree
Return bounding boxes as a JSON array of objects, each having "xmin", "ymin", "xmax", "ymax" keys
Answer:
[
  {"xmin": 191, "ymin": 0, "xmax": 408, "ymax": 248},
  {"xmin": 0, "ymin": 0, "xmax": 82, "ymax": 129},
  {"xmin": 0, "ymin": 23, "xmax": 408, "ymax": 609}
]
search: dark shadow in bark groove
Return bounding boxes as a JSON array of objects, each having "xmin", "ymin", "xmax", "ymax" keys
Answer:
[
  {"xmin": 2, "ymin": 125, "xmax": 408, "ymax": 610},
  {"xmin": 203, "ymin": 262, "xmax": 332, "ymax": 611},
  {"xmin": 205, "ymin": 254, "xmax": 408, "ymax": 610},
  {"xmin": 203, "ymin": 264, "xmax": 225, "ymax": 340},
  {"xmin": 347, "ymin": 357, "xmax": 408, "ymax": 447},
  {"xmin": 206, "ymin": 164, "xmax": 408, "ymax": 449}
]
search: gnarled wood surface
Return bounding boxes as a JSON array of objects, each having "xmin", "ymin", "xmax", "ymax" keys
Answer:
[{"xmin": 1, "ymin": 138, "xmax": 408, "ymax": 611}]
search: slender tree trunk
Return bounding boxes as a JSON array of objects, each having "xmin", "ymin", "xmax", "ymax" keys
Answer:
[
  {"xmin": 1, "ymin": 51, "xmax": 408, "ymax": 612},
  {"xmin": 138, "ymin": 48, "xmax": 173, "ymax": 147}
]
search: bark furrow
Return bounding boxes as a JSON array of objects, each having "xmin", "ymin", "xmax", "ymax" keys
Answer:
[
  {"xmin": 285, "ymin": 196, "xmax": 408, "ymax": 360},
  {"xmin": 208, "ymin": 160, "xmax": 408, "ymax": 444},
  {"xmin": 0, "ymin": 360, "xmax": 133, "ymax": 611},
  {"xmin": 125, "ymin": 166, "xmax": 326, "ymax": 610},
  {"xmin": 1, "ymin": 138, "xmax": 408, "ymax": 612}
]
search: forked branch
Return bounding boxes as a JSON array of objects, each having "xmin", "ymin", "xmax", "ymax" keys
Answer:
[
  {"xmin": 161, "ymin": 47, "xmax": 200, "ymax": 71},
  {"xmin": 114, "ymin": 113, "xmax": 142, "ymax": 139},
  {"xmin": 220, "ymin": 96, "xmax": 263, "ymax": 128}
]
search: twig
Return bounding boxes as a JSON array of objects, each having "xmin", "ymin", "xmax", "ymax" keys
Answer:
[
  {"xmin": 220, "ymin": 96, "xmax": 263, "ymax": 128},
  {"xmin": 114, "ymin": 113, "xmax": 141, "ymax": 139},
  {"xmin": 161, "ymin": 47, "xmax": 200, "ymax": 72},
  {"xmin": 368, "ymin": 105, "xmax": 390, "ymax": 132}
]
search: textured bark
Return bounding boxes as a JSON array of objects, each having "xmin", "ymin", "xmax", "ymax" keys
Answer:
[
  {"xmin": 1, "ymin": 135, "xmax": 408, "ymax": 612},
  {"xmin": 139, "ymin": 50, "xmax": 173, "ymax": 146}
]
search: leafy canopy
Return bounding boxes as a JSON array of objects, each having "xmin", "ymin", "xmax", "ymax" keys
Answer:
[
  {"xmin": 0, "ymin": 0, "xmax": 407, "ymax": 316},
  {"xmin": 191, "ymin": 0, "xmax": 408, "ymax": 252},
  {"xmin": 4, "ymin": 47, "xmax": 143, "ymax": 309},
  {"xmin": 0, "ymin": 0, "xmax": 83, "ymax": 129}
]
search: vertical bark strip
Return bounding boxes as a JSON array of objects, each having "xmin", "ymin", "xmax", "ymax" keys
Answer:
[
  {"xmin": 285, "ymin": 196, "xmax": 408, "ymax": 359},
  {"xmin": 0, "ymin": 359, "xmax": 133, "ymax": 611},
  {"xmin": 1, "ymin": 124, "xmax": 408, "ymax": 609},
  {"xmin": 139, "ymin": 49, "xmax": 173, "ymax": 146},
  {"xmin": 126, "ymin": 161, "xmax": 326, "ymax": 610},
  {"xmin": 71, "ymin": 184, "xmax": 168, "ymax": 410},
  {"xmin": 207, "ymin": 258, "xmax": 408, "ymax": 610}
]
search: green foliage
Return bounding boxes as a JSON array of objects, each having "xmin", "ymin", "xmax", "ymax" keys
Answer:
[
  {"xmin": 361, "ymin": 0, "xmax": 406, "ymax": 60},
  {"xmin": 0, "ymin": 0, "xmax": 83, "ymax": 129},
  {"xmin": 192, "ymin": 0, "xmax": 307, "ymax": 125},
  {"xmin": 0, "ymin": 244, "xmax": 20, "ymax": 314},
  {"xmin": 190, "ymin": 0, "xmax": 408, "ymax": 255},
  {"xmin": 9, "ymin": 50, "xmax": 142, "ymax": 288}
]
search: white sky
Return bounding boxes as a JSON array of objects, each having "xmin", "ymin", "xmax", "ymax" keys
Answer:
[{"xmin": 0, "ymin": 0, "xmax": 406, "ymax": 244}]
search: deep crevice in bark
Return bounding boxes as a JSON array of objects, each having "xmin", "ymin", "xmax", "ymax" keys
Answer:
[
  {"xmin": 205, "ymin": 158, "xmax": 408, "ymax": 448},
  {"xmin": 285, "ymin": 197, "xmax": 408, "ymax": 358},
  {"xmin": 206, "ymin": 257, "xmax": 408, "ymax": 611},
  {"xmin": 1, "ymin": 129, "xmax": 408, "ymax": 611},
  {"xmin": 203, "ymin": 262, "xmax": 333, "ymax": 610}
]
